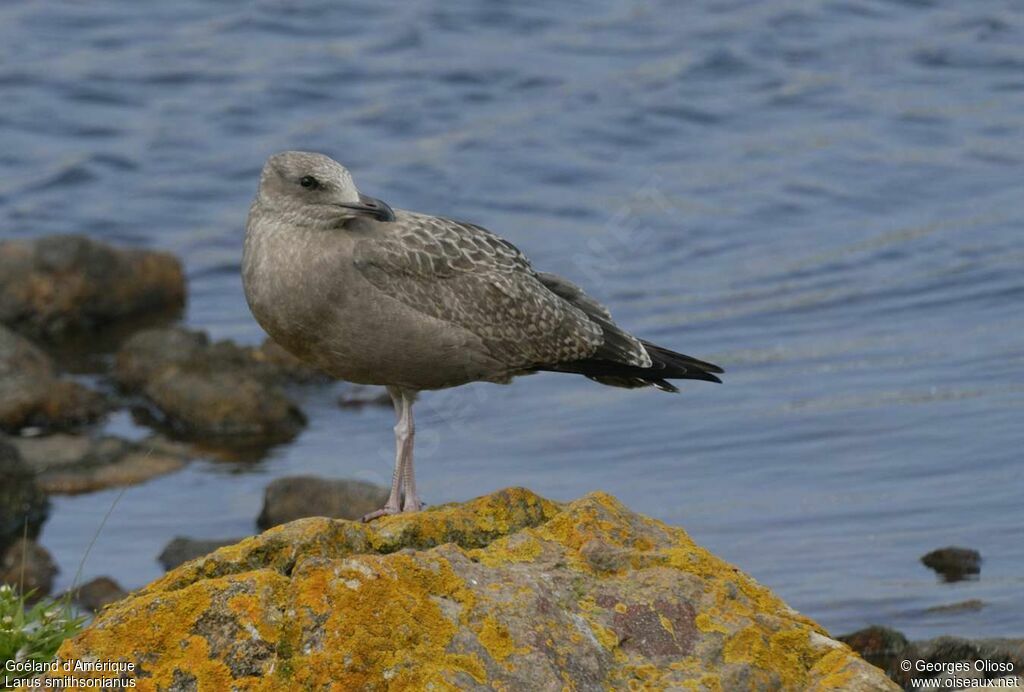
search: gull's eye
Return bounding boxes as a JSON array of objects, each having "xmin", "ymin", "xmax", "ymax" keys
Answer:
[{"xmin": 299, "ymin": 175, "xmax": 320, "ymax": 190}]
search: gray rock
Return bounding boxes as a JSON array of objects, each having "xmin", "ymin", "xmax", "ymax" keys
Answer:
[
  {"xmin": 838, "ymin": 625, "xmax": 910, "ymax": 680},
  {"xmin": 256, "ymin": 476, "xmax": 389, "ymax": 530},
  {"xmin": 0, "ymin": 235, "xmax": 185, "ymax": 342},
  {"xmin": 921, "ymin": 546, "xmax": 981, "ymax": 582},
  {"xmin": 158, "ymin": 536, "xmax": 243, "ymax": 571},
  {"xmin": 924, "ymin": 599, "xmax": 985, "ymax": 615},
  {"xmin": 114, "ymin": 327, "xmax": 307, "ymax": 445},
  {"xmin": 68, "ymin": 576, "xmax": 128, "ymax": 612},
  {"xmin": 0, "ymin": 325, "xmax": 107, "ymax": 433},
  {"xmin": 896, "ymin": 637, "xmax": 1024, "ymax": 690},
  {"xmin": 9, "ymin": 433, "xmax": 192, "ymax": 495},
  {"xmin": 0, "ymin": 439, "xmax": 49, "ymax": 551},
  {"xmin": 0, "ymin": 538, "xmax": 57, "ymax": 597}
]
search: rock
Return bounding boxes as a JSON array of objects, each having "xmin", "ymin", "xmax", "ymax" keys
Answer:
[
  {"xmin": 256, "ymin": 476, "xmax": 390, "ymax": 529},
  {"xmin": 838, "ymin": 625, "xmax": 910, "ymax": 680},
  {"xmin": 924, "ymin": 599, "xmax": 985, "ymax": 615},
  {"xmin": 49, "ymin": 488, "xmax": 897, "ymax": 690},
  {"xmin": 66, "ymin": 576, "xmax": 128, "ymax": 613},
  {"xmin": 894, "ymin": 637, "xmax": 1024, "ymax": 690},
  {"xmin": 0, "ymin": 439, "xmax": 49, "ymax": 551},
  {"xmin": 0, "ymin": 538, "xmax": 58, "ymax": 597},
  {"xmin": 0, "ymin": 325, "xmax": 108, "ymax": 433},
  {"xmin": 158, "ymin": 537, "xmax": 244, "ymax": 571},
  {"xmin": 921, "ymin": 546, "xmax": 981, "ymax": 582},
  {"xmin": 9, "ymin": 433, "xmax": 192, "ymax": 495},
  {"xmin": 0, "ymin": 234, "xmax": 185, "ymax": 342},
  {"xmin": 114, "ymin": 327, "xmax": 306, "ymax": 445}
]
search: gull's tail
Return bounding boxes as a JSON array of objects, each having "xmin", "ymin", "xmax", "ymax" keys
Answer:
[{"xmin": 542, "ymin": 339, "xmax": 723, "ymax": 393}]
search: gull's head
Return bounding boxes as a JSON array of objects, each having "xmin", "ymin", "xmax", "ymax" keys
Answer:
[{"xmin": 256, "ymin": 151, "xmax": 395, "ymax": 222}]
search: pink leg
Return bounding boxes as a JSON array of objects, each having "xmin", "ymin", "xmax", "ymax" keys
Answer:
[{"xmin": 361, "ymin": 387, "xmax": 410, "ymax": 522}]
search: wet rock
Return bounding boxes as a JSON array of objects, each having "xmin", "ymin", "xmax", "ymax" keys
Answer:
[
  {"xmin": 0, "ymin": 438, "xmax": 49, "ymax": 551},
  {"xmin": 921, "ymin": 546, "xmax": 981, "ymax": 582},
  {"xmin": 67, "ymin": 577, "xmax": 128, "ymax": 613},
  {"xmin": 0, "ymin": 234, "xmax": 185, "ymax": 342},
  {"xmin": 0, "ymin": 538, "xmax": 58, "ymax": 597},
  {"xmin": 114, "ymin": 327, "xmax": 306, "ymax": 445},
  {"xmin": 158, "ymin": 537, "xmax": 243, "ymax": 571},
  {"xmin": 9, "ymin": 433, "xmax": 191, "ymax": 495},
  {"xmin": 256, "ymin": 476, "xmax": 390, "ymax": 529},
  {"xmin": 838, "ymin": 625, "xmax": 910, "ymax": 678},
  {"xmin": 0, "ymin": 325, "xmax": 107, "ymax": 433},
  {"xmin": 894, "ymin": 637, "xmax": 1024, "ymax": 690},
  {"xmin": 924, "ymin": 599, "xmax": 985, "ymax": 615},
  {"xmin": 50, "ymin": 489, "xmax": 897, "ymax": 690}
]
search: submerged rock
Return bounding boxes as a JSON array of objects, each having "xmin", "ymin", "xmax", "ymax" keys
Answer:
[
  {"xmin": 0, "ymin": 235, "xmax": 185, "ymax": 342},
  {"xmin": 50, "ymin": 488, "xmax": 895, "ymax": 690},
  {"xmin": 0, "ymin": 325, "xmax": 107, "ymax": 433},
  {"xmin": 0, "ymin": 439, "xmax": 49, "ymax": 551},
  {"xmin": 256, "ymin": 476, "xmax": 389, "ymax": 529},
  {"xmin": 114, "ymin": 327, "xmax": 306, "ymax": 445},
  {"xmin": 9, "ymin": 433, "xmax": 192, "ymax": 495},
  {"xmin": 920, "ymin": 546, "xmax": 981, "ymax": 582},
  {"xmin": 0, "ymin": 538, "xmax": 57, "ymax": 597},
  {"xmin": 924, "ymin": 599, "xmax": 985, "ymax": 615},
  {"xmin": 158, "ymin": 537, "xmax": 244, "ymax": 572}
]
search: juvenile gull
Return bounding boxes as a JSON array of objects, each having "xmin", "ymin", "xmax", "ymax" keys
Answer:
[{"xmin": 243, "ymin": 152, "xmax": 723, "ymax": 521}]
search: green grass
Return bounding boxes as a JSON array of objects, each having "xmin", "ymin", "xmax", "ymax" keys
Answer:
[{"xmin": 0, "ymin": 584, "xmax": 85, "ymax": 678}]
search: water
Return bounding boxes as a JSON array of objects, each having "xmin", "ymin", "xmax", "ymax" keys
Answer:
[{"xmin": 2, "ymin": 0, "xmax": 1022, "ymax": 641}]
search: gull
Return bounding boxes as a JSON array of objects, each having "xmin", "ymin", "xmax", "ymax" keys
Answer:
[{"xmin": 243, "ymin": 152, "xmax": 723, "ymax": 521}]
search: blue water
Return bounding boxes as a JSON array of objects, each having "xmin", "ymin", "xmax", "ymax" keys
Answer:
[{"xmin": 2, "ymin": 0, "xmax": 1023, "ymax": 641}]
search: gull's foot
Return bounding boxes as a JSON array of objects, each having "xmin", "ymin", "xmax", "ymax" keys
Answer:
[
  {"xmin": 361, "ymin": 504, "xmax": 401, "ymax": 523},
  {"xmin": 402, "ymin": 497, "xmax": 424, "ymax": 513}
]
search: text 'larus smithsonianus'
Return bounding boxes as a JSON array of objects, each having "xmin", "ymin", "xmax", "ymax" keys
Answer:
[{"xmin": 243, "ymin": 151, "xmax": 723, "ymax": 521}]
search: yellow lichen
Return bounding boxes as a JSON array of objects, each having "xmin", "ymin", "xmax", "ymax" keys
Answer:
[
  {"xmin": 478, "ymin": 615, "xmax": 516, "ymax": 662},
  {"xmin": 38, "ymin": 488, "xmax": 893, "ymax": 691}
]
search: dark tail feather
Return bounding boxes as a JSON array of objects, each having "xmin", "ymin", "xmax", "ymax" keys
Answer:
[{"xmin": 540, "ymin": 341, "xmax": 723, "ymax": 391}]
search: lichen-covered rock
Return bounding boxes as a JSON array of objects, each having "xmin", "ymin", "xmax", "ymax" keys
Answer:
[
  {"xmin": 8, "ymin": 432, "xmax": 192, "ymax": 494},
  {"xmin": 46, "ymin": 489, "xmax": 895, "ymax": 690},
  {"xmin": 0, "ymin": 235, "xmax": 185, "ymax": 342},
  {"xmin": 256, "ymin": 476, "xmax": 389, "ymax": 530},
  {"xmin": 114, "ymin": 327, "xmax": 306, "ymax": 445},
  {"xmin": 0, "ymin": 325, "xmax": 107, "ymax": 433},
  {"xmin": 0, "ymin": 439, "xmax": 49, "ymax": 552}
]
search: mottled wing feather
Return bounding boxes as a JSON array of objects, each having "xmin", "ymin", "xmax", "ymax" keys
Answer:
[
  {"xmin": 353, "ymin": 213, "xmax": 606, "ymax": 369},
  {"xmin": 535, "ymin": 272, "xmax": 652, "ymax": 368}
]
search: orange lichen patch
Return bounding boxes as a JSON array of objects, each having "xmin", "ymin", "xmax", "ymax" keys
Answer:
[
  {"xmin": 478, "ymin": 615, "xmax": 516, "ymax": 662},
  {"xmin": 469, "ymin": 531, "xmax": 544, "ymax": 566},
  {"xmin": 368, "ymin": 487, "xmax": 559, "ymax": 554},
  {"xmin": 53, "ymin": 574, "xmax": 287, "ymax": 690},
  {"xmin": 288, "ymin": 553, "xmax": 486, "ymax": 690},
  {"xmin": 807, "ymin": 646, "xmax": 859, "ymax": 690}
]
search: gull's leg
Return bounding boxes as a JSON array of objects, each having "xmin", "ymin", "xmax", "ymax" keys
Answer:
[
  {"xmin": 361, "ymin": 386, "xmax": 407, "ymax": 522},
  {"xmin": 398, "ymin": 390, "xmax": 423, "ymax": 513}
]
